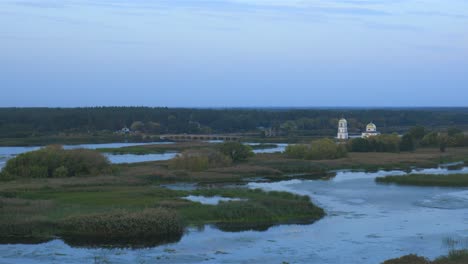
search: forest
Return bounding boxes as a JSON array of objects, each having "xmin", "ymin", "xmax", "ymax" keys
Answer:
[{"xmin": 1, "ymin": 107, "xmax": 467, "ymax": 138}]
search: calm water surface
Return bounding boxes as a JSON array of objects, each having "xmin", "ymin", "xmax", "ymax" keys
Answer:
[{"xmin": 1, "ymin": 167, "xmax": 468, "ymax": 263}]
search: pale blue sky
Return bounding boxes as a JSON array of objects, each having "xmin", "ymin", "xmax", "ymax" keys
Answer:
[{"xmin": 1, "ymin": 0, "xmax": 467, "ymax": 107}]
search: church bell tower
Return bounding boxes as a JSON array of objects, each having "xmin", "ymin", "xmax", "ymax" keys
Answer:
[{"xmin": 337, "ymin": 118, "xmax": 349, "ymax": 140}]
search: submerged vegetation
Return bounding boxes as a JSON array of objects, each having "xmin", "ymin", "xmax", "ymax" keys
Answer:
[{"xmin": 376, "ymin": 174, "xmax": 468, "ymax": 187}]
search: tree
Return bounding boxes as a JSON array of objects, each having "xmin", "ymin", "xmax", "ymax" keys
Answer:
[
  {"xmin": 306, "ymin": 139, "xmax": 347, "ymax": 160},
  {"xmin": 217, "ymin": 142, "xmax": 254, "ymax": 162},
  {"xmin": 448, "ymin": 127, "xmax": 463, "ymax": 137},
  {"xmin": 348, "ymin": 138, "xmax": 370, "ymax": 152},
  {"xmin": 420, "ymin": 132, "xmax": 439, "ymax": 147},
  {"xmin": 400, "ymin": 134, "xmax": 415, "ymax": 152},
  {"xmin": 145, "ymin": 121, "xmax": 162, "ymax": 134},
  {"xmin": 130, "ymin": 121, "xmax": 145, "ymax": 132},
  {"xmin": 285, "ymin": 144, "xmax": 309, "ymax": 159},
  {"xmin": 408, "ymin": 126, "xmax": 426, "ymax": 140}
]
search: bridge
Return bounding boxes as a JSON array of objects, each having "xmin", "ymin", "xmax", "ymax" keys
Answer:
[{"xmin": 160, "ymin": 134, "xmax": 241, "ymax": 142}]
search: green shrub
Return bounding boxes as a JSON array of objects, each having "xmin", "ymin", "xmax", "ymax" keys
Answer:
[
  {"xmin": 0, "ymin": 145, "xmax": 110, "ymax": 179},
  {"xmin": 400, "ymin": 134, "xmax": 416, "ymax": 152},
  {"xmin": 348, "ymin": 134, "xmax": 401, "ymax": 153},
  {"xmin": 285, "ymin": 139, "xmax": 347, "ymax": 160},
  {"xmin": 53, "ymin": 166, "xmax": 69, "ymax": 178},
  {"xmin": 169, "ymin": 148, "xmax": 232, "ymax": 171},
  {"xmin": 217, "ymin": 142, "xmax": 254, "ymax": 162}
]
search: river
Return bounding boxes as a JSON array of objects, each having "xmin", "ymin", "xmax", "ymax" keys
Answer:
[{"xmin": 1, "ymin": 167, "xmax": 468, "ymax": 263}]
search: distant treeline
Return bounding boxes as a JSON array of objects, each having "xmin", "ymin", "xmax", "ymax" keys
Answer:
[{"xmin": 1, "ymin": 107, "xmax": 468, "ymax": 138}]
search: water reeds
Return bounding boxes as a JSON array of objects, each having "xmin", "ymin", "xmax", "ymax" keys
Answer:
[
  {"xmin": 382, "ymin": 250, "xmax": 468, "ymax": 264},
  {"xmin": 376, "ymin": 174, "xmax": 468, "ymax": 187},
  {"xmin": 60, "ymin": 208, "xmax": 184, "ymax": 248}
]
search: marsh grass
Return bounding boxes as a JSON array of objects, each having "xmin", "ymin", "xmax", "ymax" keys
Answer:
[
  {"xmin": 0, "ymin": 184, "xmax": 325, "ymax": 246},
  {"xmin": 383, "ymin": 250, "xmax": 468, "ymax": 264},
  {"xmin": 185, "ymin": 188, "xmax": 325, "ymax": 229},
  {"xmin": 60, "ymin": 208, "xmax": 184, "ymax": 248},
  {"xmin": 376, "ymin": 174, "xmax": 468, "ymax": 187}
]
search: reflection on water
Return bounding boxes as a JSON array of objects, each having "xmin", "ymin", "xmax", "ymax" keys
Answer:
[
  {"xmin": 63, "ymin": 142, "xmax": 173, "ymax": 150},
  {"xmin": 416, "ymin": 190, "xmax": 468, "ymax": 209},
  {"xmin": 105, "ymin": 152, "xmax": 178, "ymax": 164},
  {"xmin": 249, "ymin": 143, "xmax": 289, "ymax": 154},
  {"xmin": 182, "ymin": 195, "xmax": 245, "ymax": 205}
]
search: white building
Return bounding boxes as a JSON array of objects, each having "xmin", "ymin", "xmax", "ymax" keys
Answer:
[
  {"xmin": 337, "ymin": 118, "xmax": 349, "ymax": 140},
  {"xmin": 361, "ymin": 122, "xmax": 380, "ymax": 138}
]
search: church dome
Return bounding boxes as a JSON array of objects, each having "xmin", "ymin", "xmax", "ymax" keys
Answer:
[{"xmin": 366, "ymin": 122, "xmax": 377, "ymax": 132}]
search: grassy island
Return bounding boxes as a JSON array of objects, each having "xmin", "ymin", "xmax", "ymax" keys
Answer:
[
  {"xmin": 376, "ymin": 174, "xmax": 468, "ymax": 187},
  {"xmin": 0, "ymin": 185, "xmax": 324, "ymax": 247}
]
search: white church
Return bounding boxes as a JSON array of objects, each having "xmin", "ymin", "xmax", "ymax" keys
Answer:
[{"xmin": 337, "ymin": 118, "xmax": 380, "ymax": 140}]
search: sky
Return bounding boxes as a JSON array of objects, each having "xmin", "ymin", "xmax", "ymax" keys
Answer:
[{"xmin": 1, "ymin": 0, "xmax": 467, "ymax": 107}]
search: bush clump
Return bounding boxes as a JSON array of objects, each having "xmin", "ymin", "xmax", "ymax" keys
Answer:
[
  {"xmin": 60, "ymin": 208, "xmax": 184, "ymax": 247},
  {"xmin": 0, "ymin": 145, "xmax": 110, "ymax": 179},
  {"xmin": 285, "ymin": 139, "xmax": 347, "ymax": 160},
  {"xmin": 348, "ymin": 134, "xmax": 401, "ymax": 153},
  {"xmin": 169, "ymin": 148, "xmax": 232, "ymax": 171},
  {"xmin": 217, "ymin": 142, "xmax": 254, "ymax": 162}
]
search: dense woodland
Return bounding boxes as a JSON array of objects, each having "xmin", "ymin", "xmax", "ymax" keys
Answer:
[{"xmin": 1, "ymin": 107, "xmax": 468, "ymax": 138}]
